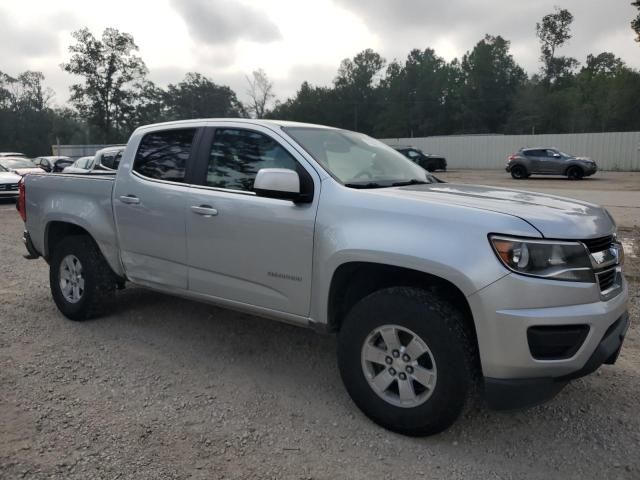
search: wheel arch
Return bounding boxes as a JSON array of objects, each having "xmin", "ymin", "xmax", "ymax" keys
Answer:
[
  {"xmin": 510, "ymin": 161, "xmax": 529, "ymax": 173},
  {"xmin": 44, "ymin": 221, "xmax": 123, "ymax": 279},
  {"xmin": 564, "ymin": 163, "xmax": 584, "ymax": 176},
  {"xmin": 327, "ymin": 262, "xmax": 479, "ymax": 364}
]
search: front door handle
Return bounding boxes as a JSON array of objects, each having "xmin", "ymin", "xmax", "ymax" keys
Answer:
[
  {"xmin": 191, "ymin": 205, "xmax": 218, "ymax": 217},
  {"xmin": 119, "ymin": 195, "xmax": 140, "ymax": 205}
]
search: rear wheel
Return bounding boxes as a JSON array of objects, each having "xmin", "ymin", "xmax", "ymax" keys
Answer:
[
  {"xmin": 566, "ymin": 166, "xmax": 584, "ymax": 180},
  {"xmin": 510, "ymin": 165, "xmax": 528, "ymax": 179},
  {"xmin": 337, "ymin": 287, "xmax": 475, "ymax": 436},
  {"xmin": 50, "ymin": 235, "xmax": 116, "ymax": 321}
]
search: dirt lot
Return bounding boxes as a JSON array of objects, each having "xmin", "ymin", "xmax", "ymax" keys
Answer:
[{"xmin": 1, "ymin": 180, "xmax": 639, "ymax": 479}]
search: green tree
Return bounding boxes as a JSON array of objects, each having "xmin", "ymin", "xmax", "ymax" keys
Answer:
[
  {"xmin": 120, "ymin": 80, "xmax": 167, "ymax": 132},
  {"xmin": 632, "ymin": 1, "xmax": 640, "ymax": 42},
  {"xmin": 536, "ymin": 8, "xmax": 578, "ymax": 84},
  {"xmin": 375, "ymin": 49, "xmax": 450, "ymax": 137},
  {"xmin": 268, "ymin": 81, "xmax": 337, "ymax": 125},
  {"xmin": 458, "ymin": 35, "xmax": 526, "ymax": 133},
  {"xmin": 61, "ymin": 27, "xmax": 148, "ymax": 143},
  {"xmin": 333, "ymin": 49, "xmax": 386, "ymax": 133},
  {"xmin": 164, "ymin": 72, "xmax": 245, "ymax": 119},
  {"xmin": 0, "ymin": 70, "xmax": 87, "ymax": 155}
]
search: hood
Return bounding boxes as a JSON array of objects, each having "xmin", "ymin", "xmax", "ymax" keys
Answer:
[
  {"xmin": 378, "ymin": 183, "xmax": 615, "ymax": 239},
  {"xmin": 0, "ymin": 171, "xmax": 21, "ymax": 183}
]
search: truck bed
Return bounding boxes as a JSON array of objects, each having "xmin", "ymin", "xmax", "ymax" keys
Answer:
[{"xmin": 24, "ymin": 173, "xmax": 123, "ymax": 276}]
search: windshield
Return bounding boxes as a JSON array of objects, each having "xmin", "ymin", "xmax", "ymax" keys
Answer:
[
  {"xmin": 0, "ymin": 158, "xmax": 36, "ymax": 169},
  {"xmin": 284, "ymin": 127, "xmax": 435, "ymax": 188},
  {"xmin": 0, "ymin": 164, "xmax": 7, "ymax": 172}
]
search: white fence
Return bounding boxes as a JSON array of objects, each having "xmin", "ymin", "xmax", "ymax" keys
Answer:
[{"xmin": 381, "ymin": 132, "xmax": 640, "ymax": 171}]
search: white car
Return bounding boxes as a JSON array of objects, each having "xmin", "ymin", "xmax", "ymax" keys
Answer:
[
  {"xmin": 0, "ymin": 152, "xmax": 27, "ymax": 158},
  {"xmin": 0, "ymin": 164, "xmax": 21, "ymax": 198},
  {"xmin": 63, "ymin": 146, "xmax": 125, "ymax": 174},
  {"xmin": 0, "ymin": 157, "xmax": 44, "ymax": 176},
  {"xmin": 63, "ymin": 156, "xmax": 96, "ymax": 174}
]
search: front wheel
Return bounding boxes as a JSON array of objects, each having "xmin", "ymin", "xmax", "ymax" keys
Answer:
[
  {"xmin": 337, "ymin": 287, "xmax": 475, "ymax": 436},
  {"xmin": 50, "ymin": 235, "xmax": 116, "ymax": 321},
  {"xmin": 566, "ymin": 166, "xmax": 584, "ymax": 180}
]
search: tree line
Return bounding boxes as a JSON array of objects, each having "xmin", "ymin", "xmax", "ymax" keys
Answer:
[{"xmin": 1, "ymin": 5, "xmax": 639, "ymax": 156}]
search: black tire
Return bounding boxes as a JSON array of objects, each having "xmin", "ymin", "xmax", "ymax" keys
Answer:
[
  {"xmin": 510, "ymin": 165, "xmax": 527, "ymax": 179},
  {"xmin": 566, "ymin": 166, "xmax": 584, "ymax": 180},
  {"xmin": 50, "ymin": 235, "xmax": 116, "ymax": 321},
  {"xmin": 337, "ymin": 287, "xmax": 475, "ymax": 436}
]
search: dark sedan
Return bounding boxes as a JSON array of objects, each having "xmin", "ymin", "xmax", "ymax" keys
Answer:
[{"xmin": 391, "ymin": 146, "xmax": 447, "ymax": 172}]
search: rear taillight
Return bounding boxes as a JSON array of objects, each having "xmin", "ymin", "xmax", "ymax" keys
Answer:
[
  {"xmin": 507, "ymin": 155, "xmax": 516, "ymax": 162},
  {"xmin": 18, "ymin": 178, "xmax": 26, "ymax": 222}
]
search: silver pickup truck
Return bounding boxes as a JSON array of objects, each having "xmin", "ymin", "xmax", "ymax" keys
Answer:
[{"xmin": 19, "ymin": 119, "xmax": 629, "ymax": 436}]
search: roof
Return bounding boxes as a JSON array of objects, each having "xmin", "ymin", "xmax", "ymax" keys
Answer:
[
  {"xmin": 95, "ymin": 145, "xmax": 125, "ymax": 153},
  {"xmin": 0, "ymin": 152, "xmax": 26, "ymax": 157},
  {"xmin": 135, "ymin": 118, "xmax": 338, "ymax": 133},
  {"xmin": 0, "ymin": 156, "xmax": 33, "ymax": 161}
]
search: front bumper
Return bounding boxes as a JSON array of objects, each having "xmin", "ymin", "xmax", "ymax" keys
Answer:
[
  {"xmin": 468, "ymin": 271, "xmax": 629, "ymax": 408},
  {"xmin": 485, "ymin": 311, "xmax": 629, "ymax": 409}
]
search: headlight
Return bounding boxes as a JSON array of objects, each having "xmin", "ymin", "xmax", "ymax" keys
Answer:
[{"xmin": 489, "ymin": 235, "xmax": 594, "ymax": 282}]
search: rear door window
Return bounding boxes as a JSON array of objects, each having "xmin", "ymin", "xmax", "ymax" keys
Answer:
[
  {"xmin": 134, "ymin": 129, "xmax": 196, "ymax": 183},
  {"xmin": 523, "ymin": 150, "xmax": 542, "ymax": 157}
]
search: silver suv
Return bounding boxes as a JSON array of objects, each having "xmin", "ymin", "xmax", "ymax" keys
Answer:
[
  {"xmin": 20, "ymin": 120, "xmax": 629, "ymax": 436},
  {"xmin": 506, "ymin": 147, "xmax": 598, "ymax": 180}
]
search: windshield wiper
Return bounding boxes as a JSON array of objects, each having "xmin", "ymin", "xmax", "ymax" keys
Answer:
[
  {"xmin": 344, "ymin": 182, "xmax": 386, "ymax": 189},
  {"xmin": 391, "ymin": 179, "xmax": 430, "ymax": 186}
]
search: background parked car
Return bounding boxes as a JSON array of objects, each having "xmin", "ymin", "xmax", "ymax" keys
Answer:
[
  {"xmin": 33, "ymin": 156, "xmax": 74, "ymax": 173},
  {"xmin": 391, "ymin": 146, "xmax": 447, "ymax": 172},
  {"xmin": 0, "ymin": 163, "xmax": 21, "ymax": 199},
  {"xmin": 62, "ymin": 156, "xmax": 96, "ymax": 174},
  {"xmin": 0, "ymin": 152, "xmax": 27, "ymax": 158},
  {"xmin": 0, "ymin": 157, "xmax": 44, "ymax": 176},
  {"xmin": 63, "ymin": 146, "xmax": 125, "ymax": 174},
  {"xmin": 506, "ymin": 147, "xmax": 598, "ymax": 180}
]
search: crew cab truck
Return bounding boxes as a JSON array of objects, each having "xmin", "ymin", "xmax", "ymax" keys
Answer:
[{"xmin": 19, "ymin": 119, "xmax": 629, "ymax": 436}]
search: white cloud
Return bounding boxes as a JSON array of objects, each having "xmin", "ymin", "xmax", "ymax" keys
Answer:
[{"xmin": 0, "ymin": 0, "xmax": 638, "ymax": 106}]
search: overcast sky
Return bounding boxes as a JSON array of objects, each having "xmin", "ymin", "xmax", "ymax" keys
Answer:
[{"xmin": 1, "ymin": 0, "xmax": 638, "ymax": 106}]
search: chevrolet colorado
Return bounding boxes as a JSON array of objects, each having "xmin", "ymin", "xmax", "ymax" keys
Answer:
[{"xmin": 18, "ymin": 119, "xmax": 629, "ymax": 436}]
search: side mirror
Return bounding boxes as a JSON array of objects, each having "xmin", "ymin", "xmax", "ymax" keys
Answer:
[
  {"xmin": 553, "ymin": 153, "xmax": 561, "ymax": 158},
  {"xmin": 254, "ymin": 168, "xmax": 304, "ymax": 201}
]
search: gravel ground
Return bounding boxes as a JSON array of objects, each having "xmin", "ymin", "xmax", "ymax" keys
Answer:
[{"xmin": 1, "ymin": 198, "xmax": 639, "ymax": 480}]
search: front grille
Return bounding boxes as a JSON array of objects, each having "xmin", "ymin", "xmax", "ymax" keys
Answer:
[
  {"xmin": 582, "ymin": 235, "xmax": 613, "ymax": 253},
  {"xmin": 597, "ymin": 268, "xmax": 617, "ymax": 291}
]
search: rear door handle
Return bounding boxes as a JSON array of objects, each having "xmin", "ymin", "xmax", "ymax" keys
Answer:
[
  {"xmin": 119, "ymin": 195, "xmax": 140, "ymax": 205},
  {"xmin": 191, "ymin": 205, "xmax": 218, "ymax": 217}
]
